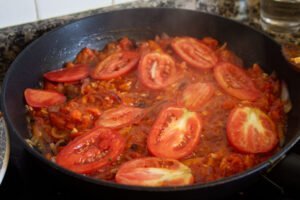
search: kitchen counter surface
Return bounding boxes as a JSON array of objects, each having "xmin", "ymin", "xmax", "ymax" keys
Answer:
[{"xmin": 0, "ymin": 0, "xmax": 299, "ymax": 84}]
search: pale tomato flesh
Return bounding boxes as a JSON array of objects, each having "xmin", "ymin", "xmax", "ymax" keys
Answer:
[
  {"xmin": 227, "ymin": 106, "xmax": 278, "ymax": 153},
  {"xmin": 95, "ymin": 106, "xmax": 145, "ymax": 128},
  {"xmin": 180, "ymin": 82, "xmax": 214, "ymax": 110},
  {"xmin": 115, "ymin": 157, "xmax": 194, "ymax": 187},
  {"xmin": 147, "ymin": 107, "xmax": 202, "ymax": 159},
  {"xmin": 138, "ymin": 52, "xmax": 176, "ymax": 89}
]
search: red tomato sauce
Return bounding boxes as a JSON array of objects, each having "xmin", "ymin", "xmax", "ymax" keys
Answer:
[{"xmin": 25, "ymin": 36, "xmax": 286, "ymax": 186}]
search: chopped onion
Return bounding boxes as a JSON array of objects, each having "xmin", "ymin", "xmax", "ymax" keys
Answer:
[
  {"xmin": 50, "ymin": 143, "xmax": 57, "ymax": 154},
  {"xmin": 281, "ymin": 81, "xmax": 292, "ymax": 113},
  {"xmin": 25, "ymin": 139, "xmax": 34, "ymax": 148},
  {"xmin": 50, "ymin": 127, "xmax": 68, "ymax": 139},
  {"xmin": 216, "ymin": 42, "xmax": 227, "ymax": 52},
  {"xmin": 160, "ymin": 32, "xmax": 170, "ymax": 39}
]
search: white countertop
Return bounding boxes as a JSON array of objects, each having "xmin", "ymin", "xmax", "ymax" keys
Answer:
[{"xmin": 0, "ymin": 0, "xmax": 135, "ymax": 28}]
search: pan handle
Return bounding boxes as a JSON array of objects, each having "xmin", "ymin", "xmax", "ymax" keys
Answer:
[{"xmin": 262, "ymin": 149, "xmax": 300, "ymax": 196}]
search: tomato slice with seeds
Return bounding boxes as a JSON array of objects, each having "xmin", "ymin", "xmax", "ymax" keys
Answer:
[
  {"xmin": 115, "ymin": 157, "xmax": 194, "ymax": 187},
  {"xmin": 24, "ymin": 88, "xmax": 66, "ymax": 108},
  {"xmin": 91, "ymin": 51, "xmax": 139, "ymax": 80},
  {"xmin": 179, "ymin": 82, "xmax": 214, "ymax": 110},
  {"xmin": 95, "ymin": 106, "xmax": 145, "ymax": 128},
  {"xmin": 44, "ymin": 64, "xmax": 89, "ymax": 82},
  {"xmin": 138, "ymin": 52, "xmax": 176, "ymax": 89},
  {"xmin": 171, "ymin": 37, "xmax": 218, "ymax": 69},
  {"xmin": 56, "ymin": 127, "xmax": 125, "ymax": 174},
  {"xmin": 147, "ymin": 107, "xmax": 202, "ymax": 159},
  {"xmin": 214, "ymin": 62, "xmax": 261, "ymax": 101},
  {"xmin": 227, "ymin": 106, "xmax": 278, "ymax": 154}
]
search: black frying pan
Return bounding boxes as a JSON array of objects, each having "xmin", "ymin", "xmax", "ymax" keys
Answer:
[{"xmin": 2, "ymin": 8, "xmax": 300, "ymax": 199}]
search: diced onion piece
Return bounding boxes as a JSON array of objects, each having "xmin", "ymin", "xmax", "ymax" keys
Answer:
[{"xmin": 281, "ymin": 81, "xmax": 292, "ymax": 113}]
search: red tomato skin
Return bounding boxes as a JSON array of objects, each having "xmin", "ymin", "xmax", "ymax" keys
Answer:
[
  {"xmin": 56, "ymin": 127, "xmax": 125, "ymax": 174},
  {"xmin": 138, "ymin": 52, "xmax": 176, "ymax": 90},
  {"xmin": 171, "ymin": 37, "xmax": 218, "ymax": 69},
  {"xmin": 24, "ymin": 88, "xmax": 66, "ymax": 108},
  {"xmin": 91, "ymin": 51, "xmax": 139, "ymax": 80},
  {"xmin": 115, "ymin": 157, "xmax": 194, "ymax": 187},
  {"xmin": 226, "ymin": 106, "xmax": 278, "ymax": 154},
  {"xmin": 214, "ymin": 62, "xmax": 261, "ymax": 101},
  {"xmin": 43, "ymin": 64, "xmax": 89, "ymax": 82},
  {"xmin": 147, "ymin": 107, "xmax": 202, "ymax": 159},
  {"xmin": 95, "ymin": 106, "xmax": 145, "ymax": 129}
]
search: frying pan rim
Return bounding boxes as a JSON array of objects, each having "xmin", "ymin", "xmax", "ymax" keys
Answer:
[{"xmin": 2, "ymin": 7, "xmax": 300, "ymax": 192}]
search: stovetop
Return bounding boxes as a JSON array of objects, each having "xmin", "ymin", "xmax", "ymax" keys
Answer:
[{"xmin": 1, "ymin": 132, "xmax": 300, "ymax": 200}]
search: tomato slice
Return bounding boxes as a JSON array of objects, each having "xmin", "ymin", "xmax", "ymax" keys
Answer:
[
  {"xmin": 147, "ymin": 107, "xmax": 202, "ymax": 159},
  {"xmin": 44, "ymin": 64, "xmax": 89, "ymax": 82},
  {"xmin": 56, "ymin": 127, "xmax": 125, "ymax": 174},
  {"xmin": 24, "ymin": 88, "xmax": 66, "ymax": 108},
  {"xmin": 95, "ymin": 106, "xmax": 145, "ymax": 129},
  {"xmin": 179, "ymin": 82, "xmax": 214, "ymax": 110},
  {"xmin": 214, "ymin": 62, "xmax": 261, "ymax": 101},
  {"xmin": 138, "ymin": 52, "xmax": 176, "ymax": 89},
  {"xmin": 91, "ymin": 51, "xmax": 139, "ymax": 80},
  {"xmin": 115, "ymin": 157, "xmax": 194, "ymax": 186},
  {"xmin": 171, "ymin": 37, "xmax": 218, "ymax": 69},
  {"xmin": 227, "ymin": 106, "xmax": 278, "ymax": 153}
]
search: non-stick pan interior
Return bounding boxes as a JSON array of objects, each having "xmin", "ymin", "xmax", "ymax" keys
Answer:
[{"xmin": 2, "ymin": 8, "xmax": 300, "ymax": 190}]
